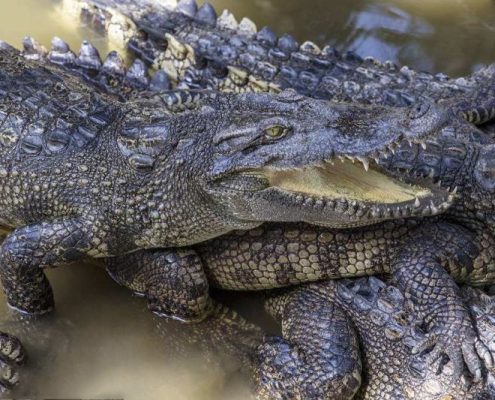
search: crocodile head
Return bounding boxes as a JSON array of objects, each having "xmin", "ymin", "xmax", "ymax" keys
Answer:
[{"xmin": 184, "ymin": 89, "xmax": 454, "ymax": 229}]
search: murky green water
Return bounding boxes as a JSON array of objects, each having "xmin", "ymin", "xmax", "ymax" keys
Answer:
[{"xmin": 0, "ymin": 0, "xmax": 494, "ymax": 398}]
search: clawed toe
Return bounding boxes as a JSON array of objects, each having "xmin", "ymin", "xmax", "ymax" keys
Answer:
[{"xmin": 414, "ymin": 326, "xmax": 486, "ymax": 381}]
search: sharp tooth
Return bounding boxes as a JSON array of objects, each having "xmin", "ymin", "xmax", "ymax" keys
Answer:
[
  {"xmin": 388, "ymin": 144, "xmax": 396, "ymax": 155},
  {"xmin": 414, "ymin": 198, "xmax": 420, "ymax": 208},
  {"xmin": 304, "ymin": 198, "xmax": 315, "ymax": 207},
  {"xmin": 408, "ymin": 140, "xmax": 413, "ymax": 147},
  {"xmin": 436, "ymin": 180, "xmax": 442, "ymax": 187},
  {"xmin": 373, "ymin": 156, "xmax": 379, "ymax": 164},
  {"xmin": 338, "ymin": 156, "xmax": 345, "ymax": 163},
  {"xmin": 346, "ymin": 155, "xmax": 355, "ymax": 162},
  {"xmin": 356, "ymin": 156, "xmax": 369, "ymax": 171},
  {"xmin": 420, "ymin": 142, "xmax": 427, "ymax": 150},
  {"xmin": 452, "ymin": 186, "xmax": 458, "ymax": 194},
  {"xmin": 430, "ymin": 201, "xmax": 439, "ymax": 214}
]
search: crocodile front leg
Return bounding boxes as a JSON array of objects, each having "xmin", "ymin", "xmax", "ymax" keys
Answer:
[
  {"xmin": 391, "ymin": 222, "xmax": 488, "ymax": 379},
  {"xmin": 0, "ymin": 218, "xmax": 92, "ymax": 315},
  {"xmin": 106, "ymin": 249, "xmax": 212, "ymax": 322}
]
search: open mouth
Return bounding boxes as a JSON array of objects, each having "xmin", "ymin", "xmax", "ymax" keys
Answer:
[
  {"xmin": 250, "ymin": 156, "xmax": 455, "ymax": 223},
  {"xmin": 264, "ymin": 158, "xmax": 432, "ymax": 205}
]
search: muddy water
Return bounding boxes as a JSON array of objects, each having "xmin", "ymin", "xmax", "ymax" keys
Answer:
[{"xmin": 0, "ymin": 0, "xmax": 494, "ymax": 399}]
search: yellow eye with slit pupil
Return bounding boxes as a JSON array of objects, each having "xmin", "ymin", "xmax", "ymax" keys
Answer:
[{"xmin": 264, "ymin": 125, "xmax": 289, "ymax": 139}]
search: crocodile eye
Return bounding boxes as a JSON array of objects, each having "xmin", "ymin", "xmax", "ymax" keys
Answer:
[
  {"xmin": 408, "ymin": 102, "xmax": 430, "ymax": 119},
  {"xmin": 264, "ymin": 125, "xmax": 291, "ymax": 140}
]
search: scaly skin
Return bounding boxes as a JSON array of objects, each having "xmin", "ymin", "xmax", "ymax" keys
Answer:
[
  {"xmin": 108, "ymin": 217, "xmax": 493, "ymax": 382},
  {"xmin": 265, "ymin": 279, "xmax": 495, "ymax": 399},
  {"xmin": 0, "ymin": 42, "xmax": 454, "ymax": 319},
  {"xmin": 153, "ymin": 278, "xmax": 495, "ymax": 399},
  {"xmin": 62, "ymin": 0, "xmax": 495, "ymax": 125}
]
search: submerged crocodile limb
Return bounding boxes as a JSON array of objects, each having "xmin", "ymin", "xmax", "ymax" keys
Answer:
[
  {"xmin": 0, "ymin": 42, "xmax": 453, "ymax": 324},
  {"xmin": 61, "ymin": 0, "xmax": 495, "ymax": 125},
  {"xmin": 153, "ymin": 277, "xmax": 495, "ymax": 399}
]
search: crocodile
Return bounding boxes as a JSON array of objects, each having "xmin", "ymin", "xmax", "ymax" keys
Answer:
[
  {"xmin": 18, "ymin": 36, "xmax": 495, "ymax": 388},
  {"xmin": 153, "ymin": 277, "xmax": 495, "ymax": 399},
  {"xmin": 61, "ymin": 0, "xmax": 495, "ymax": 126},
  {"xmin": 0, "ymin": 42, "xmax": 455, "ymax": 324},
  {"xmin": 41, "ymin": 0, "xmax": 495, "ymax": 395}
]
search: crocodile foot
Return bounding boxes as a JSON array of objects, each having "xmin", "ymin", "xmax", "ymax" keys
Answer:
[{"xmin": 411, "ymin": 309, "xmax": 490, "ymax": 380}]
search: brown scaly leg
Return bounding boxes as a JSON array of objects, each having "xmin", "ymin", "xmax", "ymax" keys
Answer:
[{"xmin": 152, "ymin": 290, "xmax": 361, "ymax": 400}]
